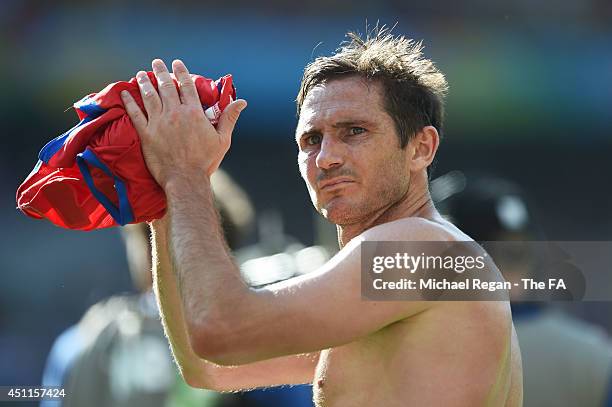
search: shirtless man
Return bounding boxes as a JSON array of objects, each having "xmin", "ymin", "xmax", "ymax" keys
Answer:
[{"xmin": 120, "ymin": 30, "xmax": 523, "ymax": 406}]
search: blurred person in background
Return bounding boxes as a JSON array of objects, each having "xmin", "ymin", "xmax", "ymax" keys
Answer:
[
  {"xmin": 41, "ymin": 169, "xmax": 321, "ymax": 407},
  {"xmin": 436, "ymin": 171, "xmax": 612, "ymax": 407},
  {"xmin": 120, "ymin": 28, "xmax": 522, "ymax": 406}
]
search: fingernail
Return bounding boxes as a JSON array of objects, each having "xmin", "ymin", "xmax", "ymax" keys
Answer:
[{"xmin": 120, "ymin": 90, "xmax": 129, "ymax": 99}]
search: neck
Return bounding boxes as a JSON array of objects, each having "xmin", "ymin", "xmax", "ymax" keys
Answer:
[{"xmin": 336, "ymin": 171, "xmax": 441, "ymax": 247}]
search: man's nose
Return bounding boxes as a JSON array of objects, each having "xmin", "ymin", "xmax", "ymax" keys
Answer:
[{"xmin": 315, "ymin": 136, "xmax": 343, "ymax": 170}]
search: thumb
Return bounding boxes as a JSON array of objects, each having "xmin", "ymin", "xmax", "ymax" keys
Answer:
[{"xmin": 217, "ymin": 99, "xmax": 247, "ymax": 137}]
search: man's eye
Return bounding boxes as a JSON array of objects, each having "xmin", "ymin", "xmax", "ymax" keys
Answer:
[
  {"xmin": 306, "ymin": 135, "xmax": 322, "ymax": 145},
  {"xmin": 349, "ymin": 127, "xmax": 366, "ymax": 135}
]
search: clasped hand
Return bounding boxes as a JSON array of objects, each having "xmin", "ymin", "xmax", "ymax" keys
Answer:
[{"xmin": 120, "ymin": 59, "xmax": 247, "ymax": 188}]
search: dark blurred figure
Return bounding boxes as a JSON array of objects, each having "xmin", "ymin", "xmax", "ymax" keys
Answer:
[
  {"xmin": 40, "ymin": 169, "xmax": 320, "ymax": 407},
  {"xmin": 435, "ymin": 171, "xmax": 612, "ymax": 407}
]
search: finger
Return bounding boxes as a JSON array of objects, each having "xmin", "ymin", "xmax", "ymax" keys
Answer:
[
  {"xmin": 217, "ymin": 99, "xmax": 247, "ymax": 138},
  {"xmin": 172, "ymin": 59, "xmax": 199, "ymax": 106},
  {"xmin": 120, "ymin": 90, "xmax": 148, "ymax": 134},
  {"xmin": 152, "ymin": 59, "xmax": 180, "ymax": 107},
  {"xmin": 136, "ymin": 71, "xmax": 162, "ymax": 117}
]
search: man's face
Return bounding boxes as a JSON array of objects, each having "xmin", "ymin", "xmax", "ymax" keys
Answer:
[{"xmin": 296, "ymin": 76, "xmax": 411, "ymax": 226}]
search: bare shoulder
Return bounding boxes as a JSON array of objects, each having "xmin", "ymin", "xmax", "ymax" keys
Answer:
[{"xmin": 361, "ymin": 216, "xmax": 469, "ymax": 242}]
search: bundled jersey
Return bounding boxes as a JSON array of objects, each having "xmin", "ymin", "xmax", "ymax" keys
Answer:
[{"xmin": 16, "ymin": 72, "xmax": 235, "ymax": 231}]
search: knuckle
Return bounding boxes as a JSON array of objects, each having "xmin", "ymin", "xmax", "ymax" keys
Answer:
[
  {"xmin": 228, "ymin": 110, "xmax": 240, "ymax": 122},
  {"xmin": 159, "ymin": 80, "xmax": 175, "ymax": 89},
  {"xmin": 121, "ymin": 97, "xmax": 133, "ymax": 107},
  {"xmin": 186, "ymin": 105, "xmax": 202, "ymax": 116},
  {"xmin": 168, "ymin": 110, "xmax": 182, "ymax": 122},
  {"xmin": 179, "ymin": 77, "xmax": 194, "ymax": 86},
  {"xmin": 124, "ymin": 103, "xmax": 139, "ymax": 114},
  {"xmin": 180, "ymin": 84, "xmax": 196, "ymax": 94},
  {"xmin": 124, "ymin": 104, "xmax": 137, "ymax": 115}
]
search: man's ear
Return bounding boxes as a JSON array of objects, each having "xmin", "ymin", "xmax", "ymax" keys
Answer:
[{"xmin": 408, "ymin": 126, "xmax": 440, "ymax": 172}]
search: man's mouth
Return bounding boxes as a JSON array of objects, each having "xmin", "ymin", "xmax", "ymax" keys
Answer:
[{"xmin": 319, "ymin": 178, "xmax": 355, "ymax": 190}]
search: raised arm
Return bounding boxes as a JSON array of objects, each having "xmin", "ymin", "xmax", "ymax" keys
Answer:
[
  {"xmin": 161, "ymin": 174, "xmax": 434, "ymax": 366},
  {"xmin": 150, "ymin": 216, "xmax": 318, "ymax": 390},
  {"xmin": 121, "ymin": 57, "xmax": 430, "ymax": 369}
]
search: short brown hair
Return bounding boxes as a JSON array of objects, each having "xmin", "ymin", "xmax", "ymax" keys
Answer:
[{"xmin": 297, "ymin": 27, "xmax": 448, "ymax": 148}]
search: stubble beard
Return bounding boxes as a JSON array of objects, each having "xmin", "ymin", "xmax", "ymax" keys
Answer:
[
  {"xmin": 317, "ymin": 174, "xmax": 408, "ymax": 227},
  {"xmin": 310, "ymin": 149, "xmax": 410, "ymax": 227}
]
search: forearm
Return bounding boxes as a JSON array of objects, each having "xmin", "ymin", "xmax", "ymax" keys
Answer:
[
  {"xmin": 152, "ymin": 217, "xmax": 317, "ymax": 389},
  {"xmin": 150, "ymin": 217, "xmax": 215, "ymax": 386},
  {"xmin": 163, "ymin": 174, "xmax": 252, "ymax": 358}
]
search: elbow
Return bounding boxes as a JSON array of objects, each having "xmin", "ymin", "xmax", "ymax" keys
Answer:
[
  {"xmin": 181, "ymin": 368, "xmax": 208, "ymax": 389},
  {"xmin": 186, "ymin": 315, "xmax": 242, "ymax": 366},
  {"xmin": 184, "ymin": 287, "xmax": 260, "ymax": 366},
  {"xmin": 180, "ymin": 366, "xmax": 223, "ymax": 391}
]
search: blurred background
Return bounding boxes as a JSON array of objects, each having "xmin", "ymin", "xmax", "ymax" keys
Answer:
[{"xmin": 1, "ymin": 0, "xmax": 611, "ymax": 405}]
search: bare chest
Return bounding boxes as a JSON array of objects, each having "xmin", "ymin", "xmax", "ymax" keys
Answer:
[
  {"xmin": 312, "ymin": 321, "xmax": 411, "ymax": 407},
  {"xmin": 312, "ymin": 303, "xmax": 518, "ymax": 407}
]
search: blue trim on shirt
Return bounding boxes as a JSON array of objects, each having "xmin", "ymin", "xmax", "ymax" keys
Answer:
[
  {"xmin": 74, "ymin": 96, "xmax": 106, "ymax": 118},
  {"xmin": 39, "ymin": 116, "xmax": 92, "ymax": 164},
  {"xmin": 76, "ymin": 148, "xmax": 134, "ymax": 225},
  {"xmin": 39, "ymin": 98, "xmax": 106, "ymax": 164}
]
